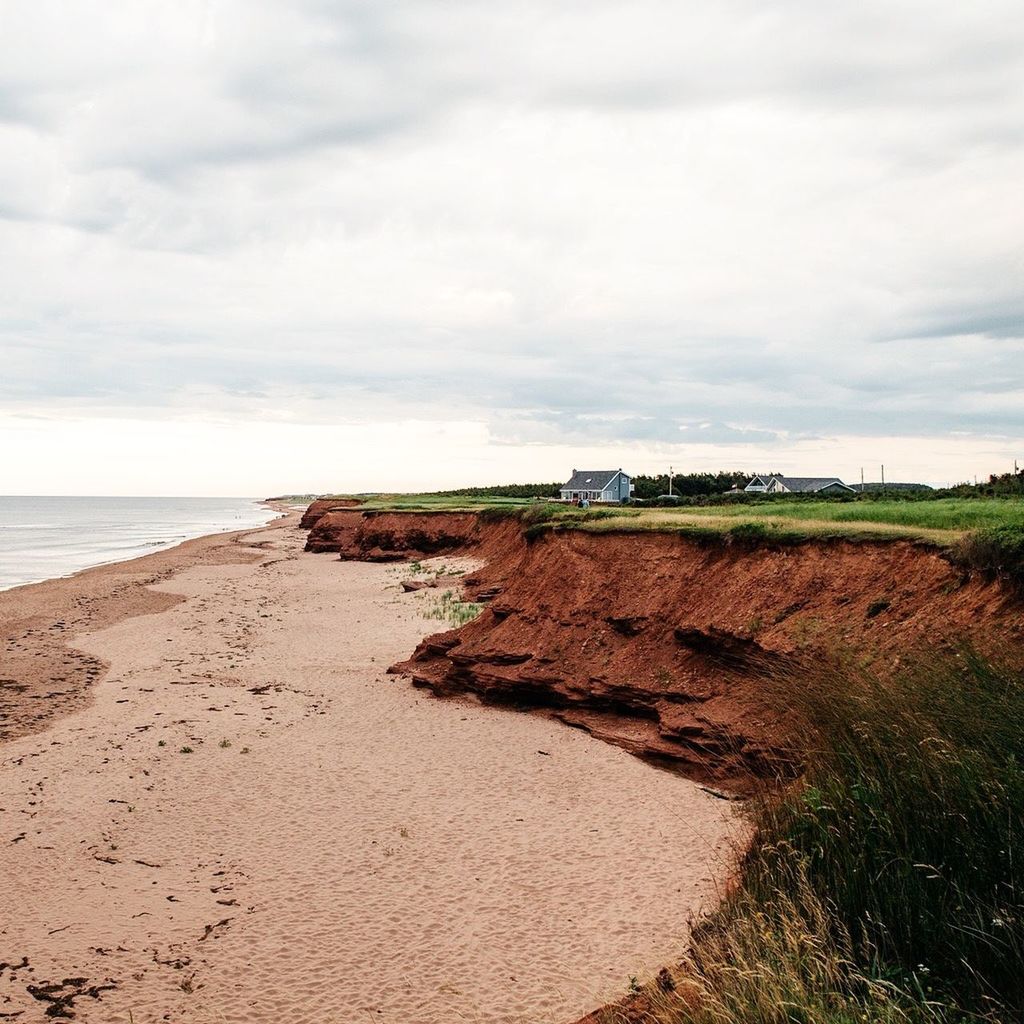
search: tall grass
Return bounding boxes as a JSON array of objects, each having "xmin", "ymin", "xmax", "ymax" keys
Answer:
[
  {"xmin": 677, "ymin": 499, "xmax": 1024, "ymax": 532},
  {"xmin": 423, "ymin": 589, "xmax": 484, "ymax": 627},
  {"xmin": 489, "ymin": 498, "xmax": 1024, "ymax": 545},
  {"xmin": 600, "ymin": 651, "xmax": 1024, "ymax": 1023},
  {"xmin": 952, "ymin": 526, "xmax": 1024, "ymax": 591}
]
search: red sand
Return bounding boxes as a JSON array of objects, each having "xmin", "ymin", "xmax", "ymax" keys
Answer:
[{"xmin": 0, "ymin": 512, "xmax": 739, "ymax": 1023}]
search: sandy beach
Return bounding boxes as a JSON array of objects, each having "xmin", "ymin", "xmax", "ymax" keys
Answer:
[{"xmin": 0, "ymin": 511, "xmax": 738, "ymax": 1024}]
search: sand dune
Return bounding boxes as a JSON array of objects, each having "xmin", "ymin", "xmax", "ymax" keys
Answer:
[{"xmin": 0, "ymin": 514, "xmax": 738, "ymax": 1023}]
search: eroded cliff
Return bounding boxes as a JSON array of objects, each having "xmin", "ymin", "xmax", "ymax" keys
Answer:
[
  {"xmin": 298, "ymin": 497, "xmax": 363, "ymax": 530},
  {"xmin": 301, "ymin": 502, "xmax": 1024, "ymax": 788},
  {"xmin": 397, "ymin": 528, "xmax": 1023, "ymax": 787},
  {"xmin": 305, "ymin": 509, "xmax": 520, "ymax": 560}
]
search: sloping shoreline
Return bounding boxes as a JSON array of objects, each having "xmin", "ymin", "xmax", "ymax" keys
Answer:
[
  {"xmin": 0, "ymin": 507, "xmax": 293, "ymax": 745},
  {"xmin": 0, "ymin": 507, "xmax": 740, "ymax": 1023}
]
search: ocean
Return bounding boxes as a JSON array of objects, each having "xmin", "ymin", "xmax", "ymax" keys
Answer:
[{"xmin": 0, "ymin": 496, "xmax": 280, "ymax": 592}]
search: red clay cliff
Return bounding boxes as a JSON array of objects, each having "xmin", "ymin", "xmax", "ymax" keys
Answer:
[{"xmin": 301, "ymin": 502, "xmax": 1024, "ymax": 788}]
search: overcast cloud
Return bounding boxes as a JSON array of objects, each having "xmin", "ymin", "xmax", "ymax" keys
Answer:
[{"xmin": 1, "ymin": 1, "xmax": 1022, "ymax": 492}]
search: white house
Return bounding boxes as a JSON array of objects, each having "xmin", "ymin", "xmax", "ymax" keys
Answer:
[
  {"xmin": 560, "ymin": 469, "xmax": 633, "ymax": 503},
  {"xmin": 744, "ymin": 475, "xmax": 855, "ymax": 495}
]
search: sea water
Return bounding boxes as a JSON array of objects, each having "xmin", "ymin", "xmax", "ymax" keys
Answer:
[{"xmin": 0, "ymin": 496, "xmax": 279, "ymax": 592}]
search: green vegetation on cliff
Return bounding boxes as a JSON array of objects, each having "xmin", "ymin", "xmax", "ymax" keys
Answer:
[
  {"xmin": 497, "ymin": 497, "xmax": 1024, "ymax": 550},
  {"xmin": 596, "ymin": 650, "xmax": 1024, "ymax": 1023}
]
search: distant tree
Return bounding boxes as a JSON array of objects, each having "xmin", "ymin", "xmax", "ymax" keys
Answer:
[
  {"xmin": 939, "ymin": 470, "xmax": 1024, "ymax": 498},
  {"xmin": 855, "ymin": 482, "xmax": 934, "ymax": 494},
  {"xmin": 631, "ymin": 471, "xmax": 750, "ymax": 500},
  {"xmin": 431, "ymin": 482, "xmax": 562, "ymax": 498}
]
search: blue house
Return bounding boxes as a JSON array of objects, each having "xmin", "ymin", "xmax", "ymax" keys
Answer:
[{"xmin": 560, "ymin": 469, "xmax": 633, "ymax": 503}]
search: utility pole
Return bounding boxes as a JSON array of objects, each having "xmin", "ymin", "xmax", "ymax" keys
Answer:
[
  {"xmin": 860, "ymin": 467, "xmax": 864, "ymax": 493},
  {"xmin": 668, "ymin": 466, "xmax": 674, "ymax": 496},
  {"xmin": 881, "ymin": 464, "xmax": 885, "ymax": 497}
]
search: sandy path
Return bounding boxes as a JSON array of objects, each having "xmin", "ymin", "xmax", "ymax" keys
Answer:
[{"xmin": 0, "ymin": 517, "xmax": 738, "ymax": 1024}]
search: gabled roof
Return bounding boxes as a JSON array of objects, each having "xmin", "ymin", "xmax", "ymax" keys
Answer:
[
  {"xmin": 773, "ymin": 476, "xmax": 853, "ymax": 493},
  {"xmin": 561, "ymin": 469, "xmax": 624, "ymax": 491}
]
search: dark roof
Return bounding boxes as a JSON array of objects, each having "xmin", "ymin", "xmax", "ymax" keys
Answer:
[
  {"xmin": 773, "ymin": 476, "xmax": 853, "ymax": 493},
  {"xmin": 561, "ymin": 469, "xmax": 624, "ymax": 491},
  {"xmin": 746, "ymin": 475, "xmax": 854, "ymax": 493}
]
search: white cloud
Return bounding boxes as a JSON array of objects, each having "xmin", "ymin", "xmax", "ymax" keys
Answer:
[{"xmin": 1, "ymin": 1, "xmax": 1022, "ymax": 492}]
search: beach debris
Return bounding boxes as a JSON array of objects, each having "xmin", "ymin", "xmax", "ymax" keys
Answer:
[
  {"xmin": 698, "ymin": 785, "xmax": 741, "ymax": 802},
  {"xmin": 400, "ymin": 578, "xmax": 440, "ymax": 592},
  {"xmin": 26, "ymin": 976, "xmax": 116, "ymax": 1019},
  {"xmin": 151, "ymin": 951, "xmax": 190, "ymax": 970},
  {"xmin": 198, "ymin": 917, "xmax": 232, "ymax": 942}
]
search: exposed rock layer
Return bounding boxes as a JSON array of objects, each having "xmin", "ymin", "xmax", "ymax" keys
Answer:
[
  {"xmin": 301, "ymin": 502, "xmax": 1024, "ymax": 788},
  {"xmin": 305, "ymin": 509, "xmax": 517, "ymax": 560},
  {"xmin": 298, "ymin": 498, "xmax": 362, "ymax": 530}
]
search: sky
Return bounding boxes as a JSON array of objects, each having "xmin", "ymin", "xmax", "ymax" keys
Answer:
[{"xmin": 1, "ymin": 1, "xmax": 1022, "ymax": 495}]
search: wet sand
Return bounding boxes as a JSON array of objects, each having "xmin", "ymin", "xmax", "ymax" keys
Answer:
[{"xmin": 0, "ymin": 512, "xmax": 739, "ymax": 1023}]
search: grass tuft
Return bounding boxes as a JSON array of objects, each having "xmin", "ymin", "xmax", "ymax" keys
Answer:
[
  {"xmin": 951, "ymin": 525, "xmax": 1024, "ymax": 591},
  {"xmin": 423, "ymin": 590, "xmax": 484, "ymax": 628},
  {"xmin": 599, "ymin": 650, "xmax": 1024, "ymax": 1023}
]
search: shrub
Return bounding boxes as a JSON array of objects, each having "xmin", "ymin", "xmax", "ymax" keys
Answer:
[
  {"xmin": 606, "ymin": 650, "xmax": 1024, "ymax": 1023},
  {"xmin": 519, "ymin": 503, "xmax": 564, "ymax": 524},
  {"xmin": 754, "ymin": 652, "xmax": 1024, "ymax": 1014},
  {"xmin": 953, "ymin": 525, "xmax": 1024, "ymax": 589},
  {"xmin": 728, "ymin": 522, "xmax": 771, "ymax": 546},
  {"xmin": 523, "ymin": 522, "xmax": 553, "ymax": 543},
  {"xmin": 476, "ymin": 505, "xmax": 525, "ymax": 523}
]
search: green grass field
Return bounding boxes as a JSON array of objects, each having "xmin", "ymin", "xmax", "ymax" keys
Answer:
[
  {"xmin": 353, "ymin": 493, "xmax": 536, "ymax": 512},
  {"xmin": 686, "ymin": 497, "xmax": 1024, "ymax": 531},
  {"xmin": 557, "ymin": 499, "xmax": 1024, "ymax": 545},
  {"xmin": 298, "ymin": 492, "xmax": 1024, "ymax": 546}
]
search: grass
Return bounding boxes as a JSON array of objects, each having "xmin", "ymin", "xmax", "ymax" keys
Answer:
[
  {"xmin": 598, "ymin": 649, "xmax": 1024, "ymax": 1023},
  {"xmin": 518, "ymin": 506, "xmax": 961, "ymax": 545},
  {"xmin": 952, "ymin": 526, "xmax": 1024, "ymax": 590},
  {"xmin": 492, "ymin": 498, "xmax": 1024, "ymax": 547},
  {"xmin": 423, "ymin": 589, "xmax": 484, "ymax": 627},
  {"xmin": 690, "ymin": 498, "xmax": 1024, "ymax": 532},
  {"xmin": 330, "ymin": 493, "xmax": 540, "ymax": 512},
  {"xmin": 301, "ymin": 491, "xmax": 1024, "ymax": 546}
]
